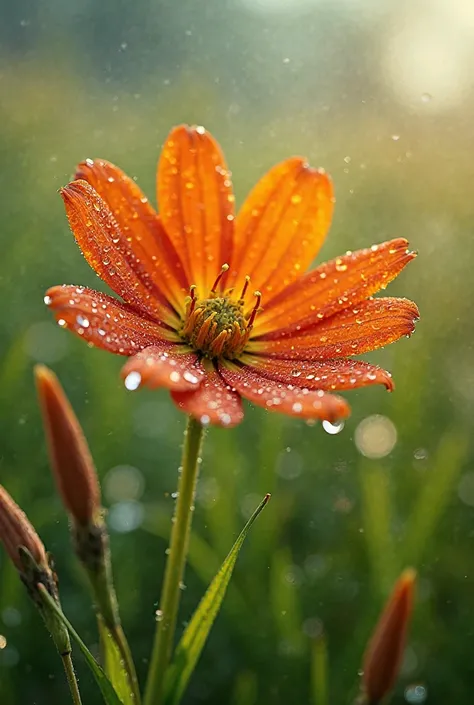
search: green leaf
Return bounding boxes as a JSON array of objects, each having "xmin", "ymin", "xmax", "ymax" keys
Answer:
[
  {"xmin": 38, "ymin": 585, "xmax": 124, "ymax": 705},
  {"xmin": 98, "ymin": 619, "xmax": 136, "ymax": 705},
  {"xmin": 164, "ymin": 493, "xmax": 271, "ymax": 705}
]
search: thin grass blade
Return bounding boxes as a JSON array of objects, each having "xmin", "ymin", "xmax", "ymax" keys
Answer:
[{"xmin": 163, "ymin": 493, "xmax": 270, "ymax": 705}]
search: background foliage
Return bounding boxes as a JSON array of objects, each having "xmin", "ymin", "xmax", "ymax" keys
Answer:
[{"xmin": 1, "ymin": 1, "xmax": 474, "ymax": 703}]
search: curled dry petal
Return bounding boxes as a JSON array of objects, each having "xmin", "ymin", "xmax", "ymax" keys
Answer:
[
  {"xmin": 121, "ymin": 345, "xmax": 204, "ymax": 391},
  {"xmin": 45, "ymin": 285, "xmax": 177, "ymax": 355},
  {"xmin": 0, "ymin": 485, "xmax": 48, "ymax": 572},
  {"xmin": 171, "ymin": 367, "xmax": 243, "ymax": 427},
  {"xmin": 241, "ymin": 355, "xmax": 394, "ymax": 391},
  {"xmin": 251, "ymin": 298, "xmax": 419, "ymax": 360},
  {"xmin": 362, "ymin": 569, "xmax": 416, "ymax": 704},
  {"xmin": 220, "ymin": 363, "xmax": 350, "ymax": 421},
  {"xmin": 35, "ymin": 365, "xmax": 101, "ymax": 526}
]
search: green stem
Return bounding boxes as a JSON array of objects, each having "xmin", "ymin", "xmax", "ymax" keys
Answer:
[
  {"xmin": 144, "ymin": 416, "xmax": 204, "ymax": 705},
  {"xmin": 62, "ymin": 652, "xmax": 83, "ymax": 705}
]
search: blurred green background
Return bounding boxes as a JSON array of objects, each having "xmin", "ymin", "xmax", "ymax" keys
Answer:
[{"xmin": 1, "ymin": 0, "xmax": 474, "ymax": 703}]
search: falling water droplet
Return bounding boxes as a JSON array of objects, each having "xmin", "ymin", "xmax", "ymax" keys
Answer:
[{"xmin": 322, "ymin": 420, "xmax": 345, "ymax": 435}]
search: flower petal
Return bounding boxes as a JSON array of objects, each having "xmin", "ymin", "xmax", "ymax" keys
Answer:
[
  {"xmin": 171, "ymin": 367, "xmax": 243, "ymax": 428},
  {"xmin": 45, "ymin": 285, "xmax": 178, "ymax": 355},
  {"xmin": 76, "ymin": 158, "xmax": 187, "ymax": 313},
  {"xmin": 157, "ymin": 125, "xmax": 235, "ymax": 294},
  {"xmin": 121, "ymin": 346, "xmax": 204, "ymax": 392},
  {"xmin": 250, "ymin": 297, "xmax": 419, "ymax": 360},
  {"xmin": 240, "ymin": 355, "xmax": 394, "ymax": 391},
  {"xmin": 255, "ymin": 239, "xmax": 416, "ymax": 335},
  {"xmin": 231, "ymin": 158, "xmax": 334, "ymax": 305},
  {"xmin": 220, "ymin": 362, "xmax": 350, "ymax": 422},
  {"xmin": 60, "ymin": 180, "xmax": 178, "ymax": 326}
]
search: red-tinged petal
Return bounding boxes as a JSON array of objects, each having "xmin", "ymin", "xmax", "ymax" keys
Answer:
[
  {"xmin": 241, "ymin": 354, "xmax": 394, "ymax": 391},
  {"xmin": 220, "ymin": 362, "xmax": 350, "ymax": 422},
  {"xmin": 45, "ymin": 285, "xmax": 178, "ymax": 355},
  {"xmin": 157, "ymin": 125, "xmax": 235, "ymax": 294},
  {"xmin": 255, "ymin": 239, "xmax": 416, "ymax": 336},
  {"xmin": 171, "ymin": 367, "xmax": 243, "ymax": 428},
  {"xmin": 121, "ymin": 346, "xmax": 204, "ymax": 392},
  {"xmin": 231, "ymin": 158, "xmax": 334, "ymax": 305},
  {"xmin": 60, "ymin": 180, "xmax": 178, "ymax": 326},
  {"xmin": 250, "ymin": 297, "xmax": 419, "ymax": 360},
  {"xmin": 76, "ymin": 158, "xmax": 187, "ymax": 313}
]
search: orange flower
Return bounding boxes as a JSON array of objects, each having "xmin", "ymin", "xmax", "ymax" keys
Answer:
[{"xmin": 45, "ymin": 125, "xmax": 418, "ymax": 427}]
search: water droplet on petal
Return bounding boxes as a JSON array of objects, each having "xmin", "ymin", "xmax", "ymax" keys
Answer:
[
  {"xmin": 76, "ymin": 315, "xmax": 90, "ymax": 328},
  {"xmin": 124, "ymin": 371, "xmax": 141, "ymax": 391}
]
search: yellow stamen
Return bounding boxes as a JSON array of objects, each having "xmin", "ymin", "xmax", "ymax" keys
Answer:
[{"xmin": 180, "ymin": 266, "xmax": 263, "ymax": 360}]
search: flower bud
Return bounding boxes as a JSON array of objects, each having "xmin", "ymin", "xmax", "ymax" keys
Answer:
[
  {"xmin": 0, "ymin": 484, "xmax": 48, "ymax": 573},
  {"xmin": 35, "ymin": 364, "xmax": 101, "ymax": 526},
  {"xmin": 362, "ymin": 568, "xmax": 416, "ymax": 704}
]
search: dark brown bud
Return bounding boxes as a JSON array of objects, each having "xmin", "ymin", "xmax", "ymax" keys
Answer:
[{"xmin": 35, "ymin": 364, "xmax": 101, "ymax": 526}]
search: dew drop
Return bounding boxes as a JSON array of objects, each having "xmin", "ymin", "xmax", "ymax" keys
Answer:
[
  {"xmin": 183, "ymin": 371, "xmax": 200, "ymax": 385},
  {"xmin": 43, "ymin": 295, "xmax": 52, "ymax": 305},
  {"xmin": 76, "ymin": 315, "xmax": 90, "ymax": 328},
  {"xmin": 155, "ymin": 609, "xmax": 163, "ymax": 622},
  {"xmin": 124, "ymin": 371, "xmax": 141, "ymax": 391}
]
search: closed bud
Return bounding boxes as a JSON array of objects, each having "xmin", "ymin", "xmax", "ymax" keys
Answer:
[
  {"xmin": 35, "ymin": 364, "xmax": 101, "ymax": 526},
  {"xmin": 362, "ymin": 569, "xmax": 416, "ymax": 704},
  {"xmin": 0, "ymin": 484, "xmax": 48, "ymax": 573}
]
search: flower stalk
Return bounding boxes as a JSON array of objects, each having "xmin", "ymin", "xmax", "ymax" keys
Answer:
[
  {"xmin": 144, "ymin": 415, "xmax": 204, "ymax": 705},
  {"xmin": 0, "ymin": 485, "xmax": 82, "ymax": 704}
]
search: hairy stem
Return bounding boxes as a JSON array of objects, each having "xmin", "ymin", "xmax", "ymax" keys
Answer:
[{"xmin": 62, "ymin": 652, "xmax": 83, "ymax": 705}]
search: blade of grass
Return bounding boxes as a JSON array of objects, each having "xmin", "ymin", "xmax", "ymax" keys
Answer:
[
  {"xmin": 311, "ymin": 635, "xmax": 328, "ymax": 705},
  {"xmin": 38, "ymin": 585, "xmax": 124, "ymax": 705},
  {"xmin": 98, "ymin": 619, "xmax": 136, "ymax": 705},
  {"xmin": 358, "ymin": 463, "xmax": 398, "ymax": 596},
  {"xmin": 403, "ymin": 430, "xmax": 468, "ymax": 565},
  {"xmin": 163, "ymin": 494, "xmax": 270, "ymax": 705},
  {"xmin": 270, "ymin": 547, "xmax": 305, "ymax": 656}
]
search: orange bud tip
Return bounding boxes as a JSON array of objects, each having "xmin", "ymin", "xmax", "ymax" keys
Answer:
[
  {"xmin": 0, "ymin": 485, "xmax": 48, "ymax": 573},
  {"xmin": 35, "ymin": 364, "xmax": 101, "ymax": 526},
  {"xmin": 362, "ymin": 568, "xmax": 416, "ymax": 704}
]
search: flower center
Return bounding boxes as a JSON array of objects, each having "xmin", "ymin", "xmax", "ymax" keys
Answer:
[{"xmin": 180, "ymin": 265, "xmax": 261, "ymax": 359}]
